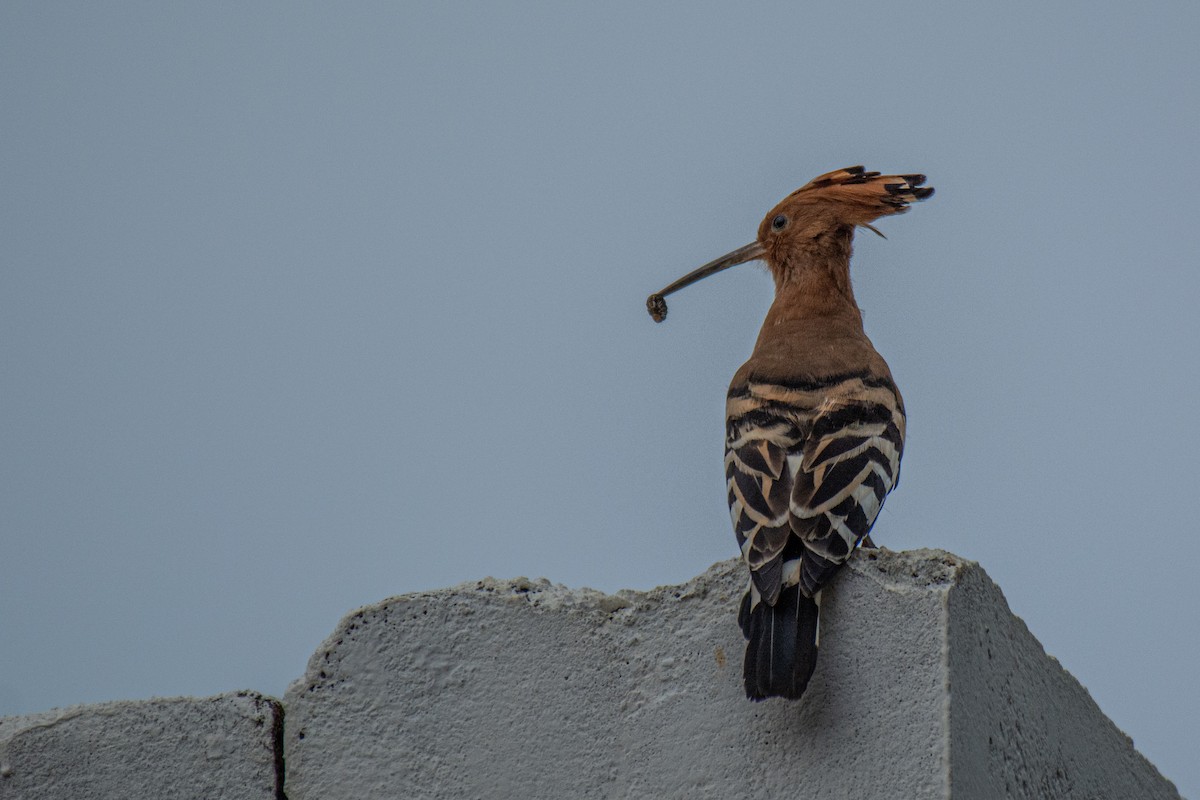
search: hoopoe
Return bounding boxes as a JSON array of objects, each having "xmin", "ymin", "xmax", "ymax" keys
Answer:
[{"xmin": 648, "ymin": 166, "xmax": 933, "ymax": 700}]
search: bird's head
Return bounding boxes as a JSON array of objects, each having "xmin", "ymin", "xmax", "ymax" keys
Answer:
[{"xmin": 647, "ymin": 167, "xmax": 932, "ymax": 322}]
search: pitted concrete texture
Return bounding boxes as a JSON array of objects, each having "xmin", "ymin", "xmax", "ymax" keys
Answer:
[
  {"xmin": 283, "ymin": 549, "xmax": 1180, "ymax": 800},
  {"xmin": 945, "ymin": 566, "xmax": 1178, "ymax": 798},
  {"xmin": 0, "ymin": 691, "xmax": 282, "ymax": 800}
]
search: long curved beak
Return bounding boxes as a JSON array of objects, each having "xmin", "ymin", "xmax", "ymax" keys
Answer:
[{"xmin": 646, "ymin": 241, "xmax": 765, "ymax": 322}]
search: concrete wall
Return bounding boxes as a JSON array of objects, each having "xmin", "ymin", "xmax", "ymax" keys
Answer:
[
  {"xmin": 0, "ymin": 691, "xmax": 281, "ymax": 800},
  {"xmin": 0, "ymin": 549, "xmax": 1182, "ymax": 799},
  {"xmin": 284, "ymin": 548, "xmax": 1180, "ymax": 799}
]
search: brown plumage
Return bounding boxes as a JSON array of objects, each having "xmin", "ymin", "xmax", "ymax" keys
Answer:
[{"xmin": 649, "ymin": 166, "xmax": 933, "ymax": 700}]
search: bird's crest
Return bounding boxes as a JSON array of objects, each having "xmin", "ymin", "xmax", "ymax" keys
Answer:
[
  {"xmin": 789, "ymin": 165, "xmax": 932, "ymax": 206},
  {"xmin": 780, "ymin": 165, "xmax": 933, "ymax": 228}
]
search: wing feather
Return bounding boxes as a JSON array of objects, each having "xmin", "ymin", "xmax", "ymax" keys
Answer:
[{"xmin": 727, "ymin": 377, "xmax": 905, "ymax": 605}]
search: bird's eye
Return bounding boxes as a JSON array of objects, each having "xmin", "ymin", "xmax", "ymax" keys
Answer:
[{"xmin": 771, "ymin": 214, "xmax": 788, "ymax": 230}]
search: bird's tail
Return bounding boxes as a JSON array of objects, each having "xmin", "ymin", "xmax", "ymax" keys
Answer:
[
  {"xmin": 790, "ymin": 165, "xmax": 934, "ymax": 227},
  {"xmin": 737, "ymin": 584, "xmax": 819, "ymax": 701}
]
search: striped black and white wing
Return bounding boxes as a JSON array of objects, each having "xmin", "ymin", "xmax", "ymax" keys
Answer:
[
  {"xmin": 726, "ymin": 374, "xmax": 905, "ymax": 606},
  {"xmin": 725, "ymin": 390, "xmax": 805, "ymax": 607},
  {"xmin": 789, "ymin": 378, "xmax": 905, "ymax": 596}
]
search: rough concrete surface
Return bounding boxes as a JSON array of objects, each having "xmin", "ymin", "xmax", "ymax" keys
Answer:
[
  {"xmin": 946, "ymin": 566, "xmax": 1179, "ymax": 799},
  {"xmin": 0, "ymin": 690, "xmax": 282, "ymax": 800},
  {"xmin": 283, "ymin": 548, "xmax": 1180, "ymax": 800}
]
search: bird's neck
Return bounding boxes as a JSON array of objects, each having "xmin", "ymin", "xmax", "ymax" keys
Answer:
[
  {"xmin": 764, "ymin": 252, "xmax": 863, "ymax": 330},
  {"xmin": 739, "ymin": 251, "xmax": 870, "ymax": 381}
]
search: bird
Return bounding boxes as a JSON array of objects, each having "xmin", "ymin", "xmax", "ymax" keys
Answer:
[{"xmin": 647, "ymin": 166, "xmax": 933, "ymax": 700}]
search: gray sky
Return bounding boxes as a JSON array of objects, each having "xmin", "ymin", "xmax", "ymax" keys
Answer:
[{"xmin": 3, "ymin": 2, "xmax": 1197, "ymax": 794}]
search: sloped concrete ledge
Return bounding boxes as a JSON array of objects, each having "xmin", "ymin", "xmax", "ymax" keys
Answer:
[
  {"xmin": 0, "ymin": 690, "xmax": 283, "ymax": 800},
  {"xmin": 282, "ymin": 548, "xmax": 1181, "ymax": 799},
  {"xmin": 946, "ymin": 566, "xmax": 1176, "ymax": 798}
]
